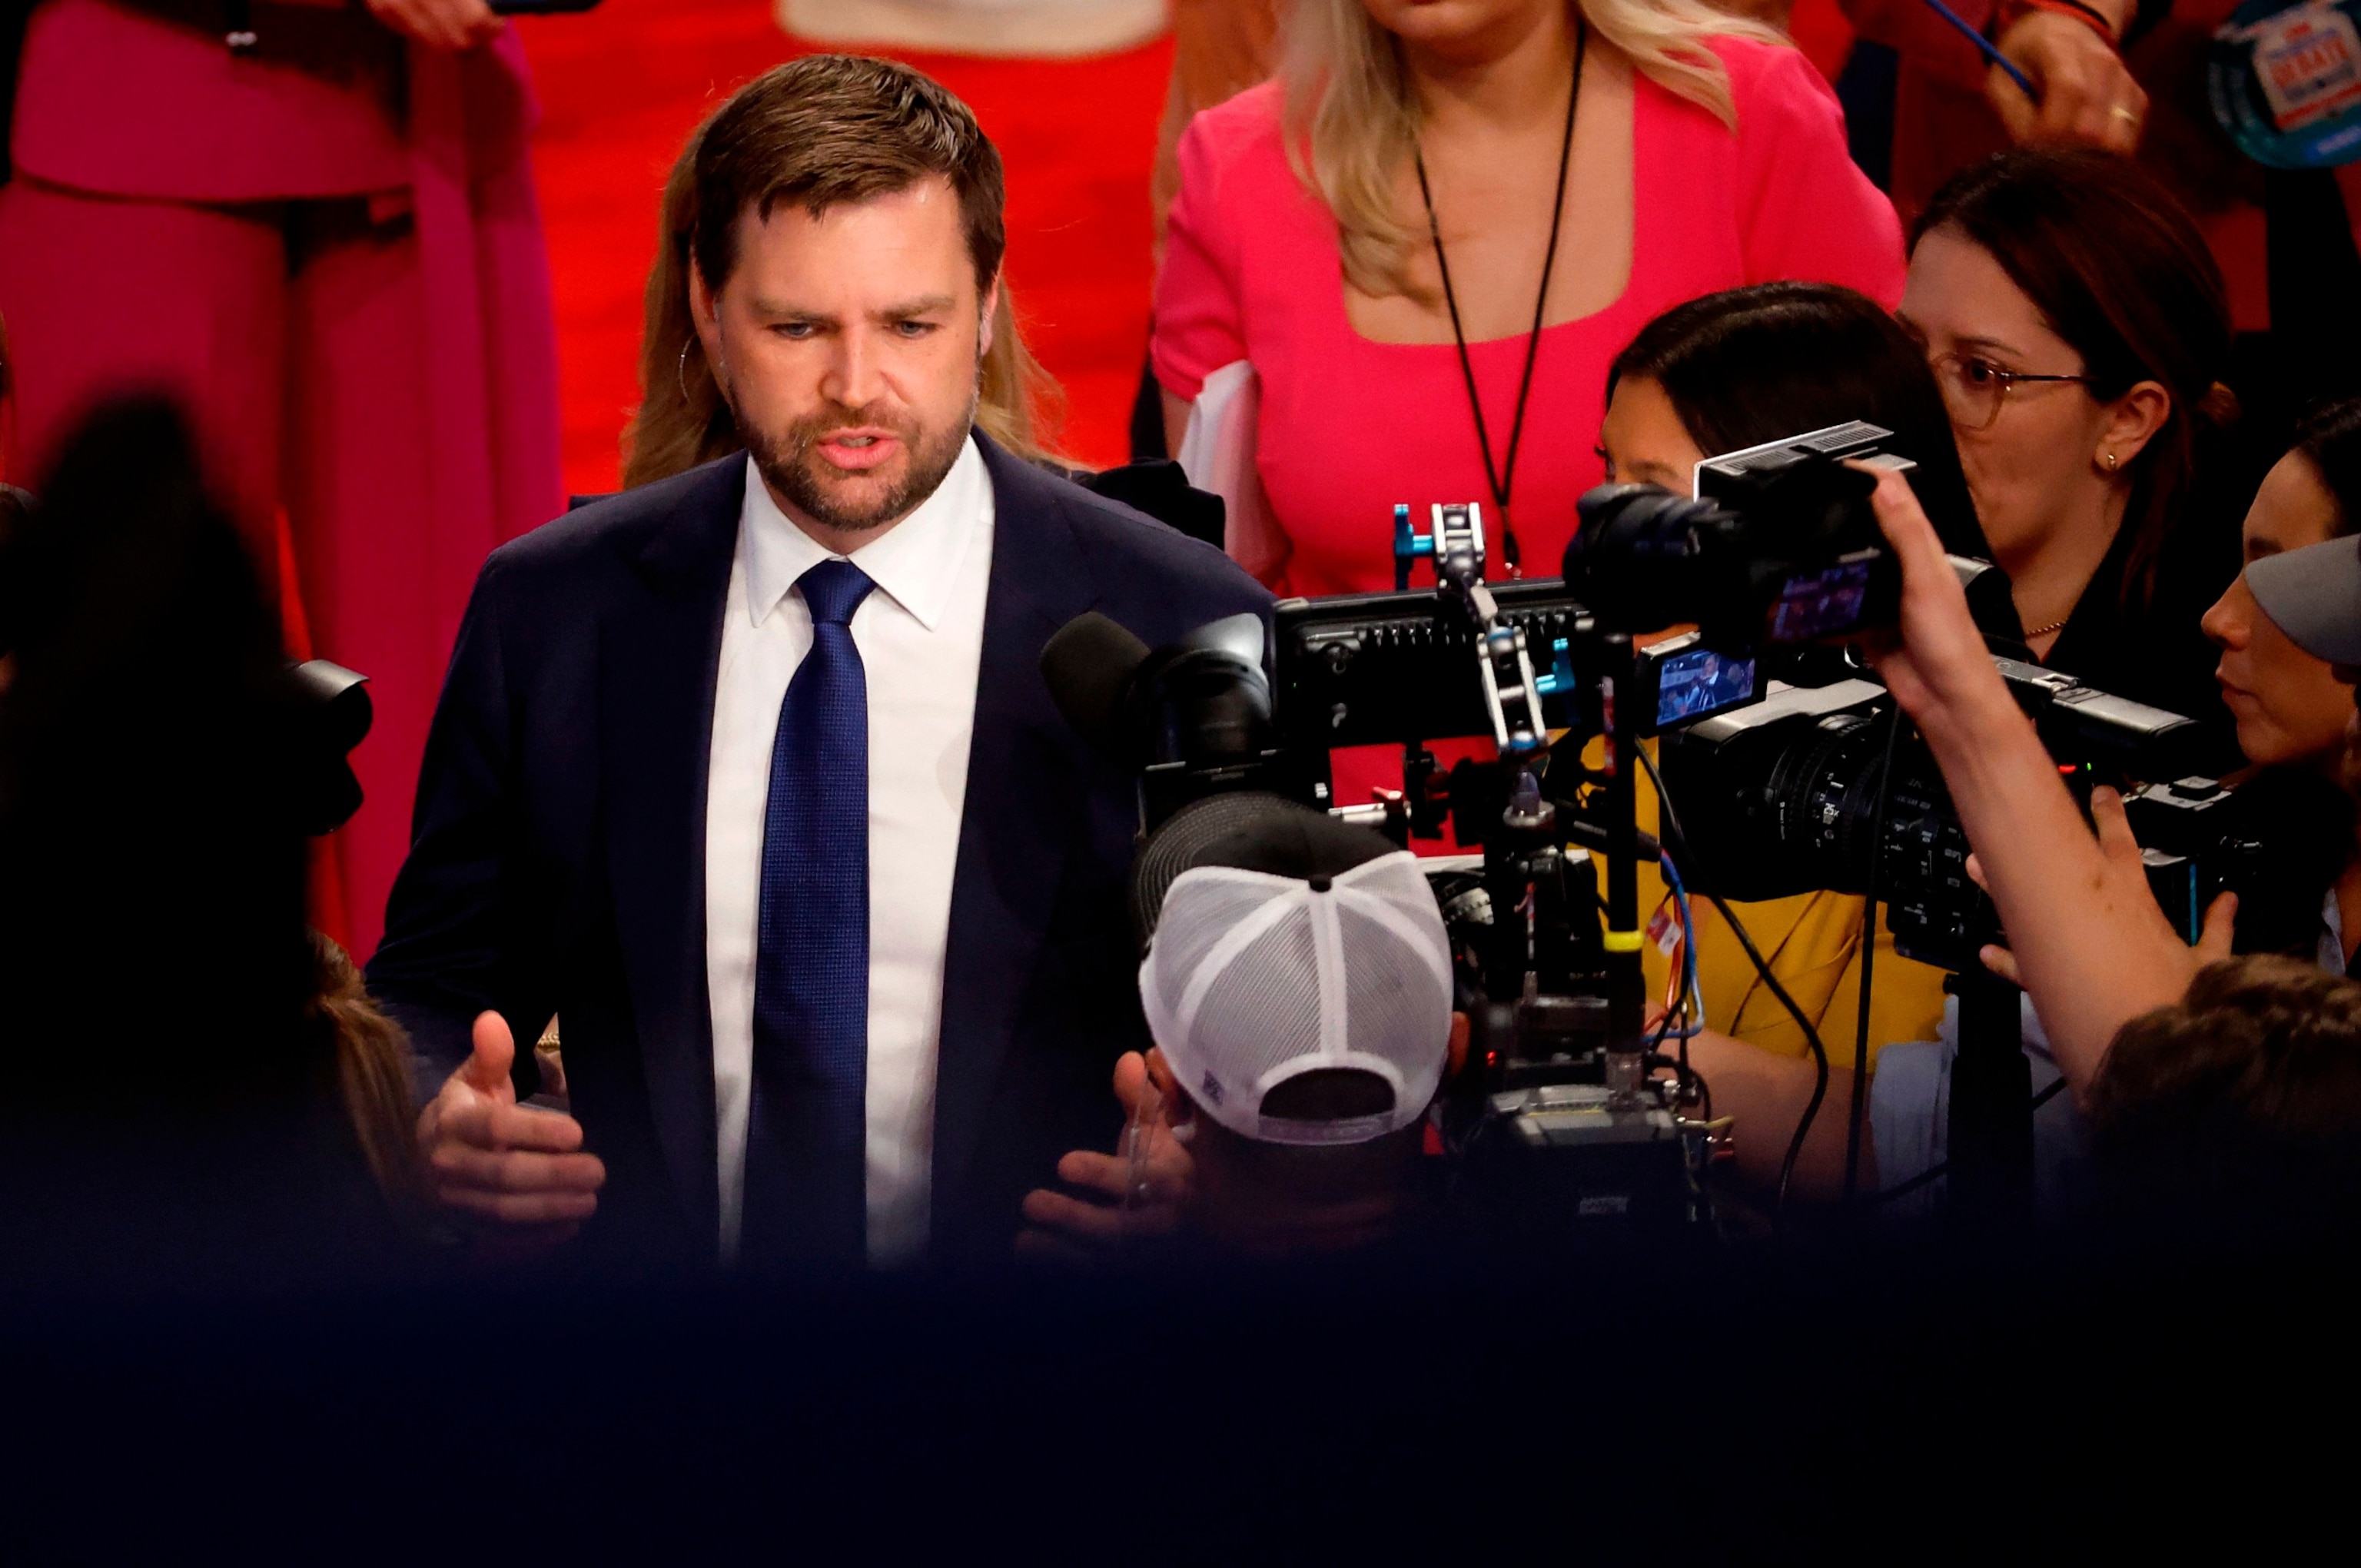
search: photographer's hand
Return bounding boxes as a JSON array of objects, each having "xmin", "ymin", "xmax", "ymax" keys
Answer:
[
  {"xmin": 1969, "ymin": 794, "xmax": 2239, "ymax": 988},
  {"xmin": 1017, "ymin": 1051, "xmax": 1194, "ymax": 1261},
  {"xmin": 1855, "ymin": 464, "xmax": 2017, "ymax": 735},
  {"xmin": 1858, "ymin": 469, "xmax": 2213, "ymax": 1100}
]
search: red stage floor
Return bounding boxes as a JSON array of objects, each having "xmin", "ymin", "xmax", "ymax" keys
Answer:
[{"xmin": 515, "ymin": 0, "xmax": 1174, "ymax": 494}]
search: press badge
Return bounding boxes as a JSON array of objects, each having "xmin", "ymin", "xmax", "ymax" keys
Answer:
[{"xmin": 2211, "ymin": 0, "xmax": 2361, "ymax": 167}]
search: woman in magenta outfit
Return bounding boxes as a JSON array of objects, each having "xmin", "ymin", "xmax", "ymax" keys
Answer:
[
  {"xmin": 0, "ymin": 0, "xmax": 562, "ymax": 957},
  {"xmin": 1153, "ymin": 0, "xmax": 1904, "ymax": 818},
  {"xmin": 1154, "ymin": 0, "xmax": 1906, "ymax": 601}
]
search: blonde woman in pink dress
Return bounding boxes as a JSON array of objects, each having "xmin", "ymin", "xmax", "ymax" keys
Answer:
[
  {"xmin": 1156, "ymin": 0, "xmax": 1907, "ymax": 597},
  {"xmin": 1153, "ymin": 0, "xmax": 1908, "ymax": 814}
]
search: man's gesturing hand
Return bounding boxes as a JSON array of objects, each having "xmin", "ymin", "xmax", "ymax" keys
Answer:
[{"xmin": 417, "ymin": 1011, "xmax": 606, "ymax": 1237}]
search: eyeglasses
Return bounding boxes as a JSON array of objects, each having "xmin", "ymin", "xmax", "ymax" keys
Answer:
[{"xmin": 1930, "ymin": 352, "xmax": 2091, "ymax": 433}]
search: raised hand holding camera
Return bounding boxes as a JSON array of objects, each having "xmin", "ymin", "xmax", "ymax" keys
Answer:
[
  {"xmin": 1967, "ymin": 792, "xmax": 2239, "ymax": 994},
  {"xmin": 1857, "ymin": 467, "xmax": 2225, "ymax": 1096}
]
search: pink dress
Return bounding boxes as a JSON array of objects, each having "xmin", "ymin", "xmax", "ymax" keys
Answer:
[
  {"xmin": 1153, "ymin": 37, "xmax": 1906, "ymax": 600},
  {"xmin": 0, "ymin": 0, "xmax": 563, "ymax": 959}
]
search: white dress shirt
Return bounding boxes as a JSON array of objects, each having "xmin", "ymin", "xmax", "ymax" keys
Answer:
[{"xmin": 706, "ymin": 441, "xmax": 995, "ymax": 1267}]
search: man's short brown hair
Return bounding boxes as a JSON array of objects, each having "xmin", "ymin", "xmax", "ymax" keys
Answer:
[
  {"xmin": 691, "ymin": 55, "xmax": 1007, "ymax": 300},
  {"xmin": 2092, "ymin": 955, "xmax": 2361, "ymax": 1216}
]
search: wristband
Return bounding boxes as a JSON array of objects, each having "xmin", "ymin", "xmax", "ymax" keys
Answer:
[{"xmin": 1999, "ymin": 0, "xmax": 2124, "ymax": 44}]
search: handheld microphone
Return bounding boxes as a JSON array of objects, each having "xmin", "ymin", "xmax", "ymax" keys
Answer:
[
  {"xmin": 1041, "ymin": 611, "xmax": 1153, "ymax": 763},
  {"xmin": 1043, "ymin": 610, "xmax": 1271, "ymax": 769}
]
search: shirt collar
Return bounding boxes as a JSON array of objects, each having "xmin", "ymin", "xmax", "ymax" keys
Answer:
[{"xmin": 738, "ymin": 435, "xmax": 988, "ymax": 633}]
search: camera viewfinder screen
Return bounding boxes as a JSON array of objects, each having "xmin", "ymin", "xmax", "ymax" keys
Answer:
[
  {"xmin": 1655, "ymin": 646, "xmax": 1757, "ymax": 728},
  {"xmin": 1766, "ymin": 558, "xmax": 1873, "ymax": 643}
]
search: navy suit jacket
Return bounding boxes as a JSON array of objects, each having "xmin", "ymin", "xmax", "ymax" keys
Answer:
[{"xmin": 367, "ymin": 435, "xmax": 1272, "ymax": 1267}]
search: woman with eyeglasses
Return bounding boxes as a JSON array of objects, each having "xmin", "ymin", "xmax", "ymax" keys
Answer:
[
  {"xmin": 1897, "ymin": 148, "xmax": 2245, "ymax": 768},
  {"xmin": 1594, "ymin": 281, "xmax": 2011, "ymax": 1201}
]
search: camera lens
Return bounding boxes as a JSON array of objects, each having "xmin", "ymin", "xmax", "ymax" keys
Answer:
[
  {"xmin": 1566, "ymin": 483, "xmax": 1739, "ymax": 636},
  {"xmin": 1147, "ymin": 647, "xmax": 1273, "ymax": 768},
  {"xmin": 1761, "ymin": 710, "xmax": 1888, "ymax": 893}
]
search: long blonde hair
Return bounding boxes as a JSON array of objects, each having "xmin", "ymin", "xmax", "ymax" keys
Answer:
[
  {"xmin": 1280, "ymin": 0, "xmax": 1783, "ymax": 300},
  {"xmin": 310, "ymin": 933, "xmax": 427, "ymax": 1220},
  {"xmin": 621, "ymin": 115, "xmax": 1060, "ymax": 490}
]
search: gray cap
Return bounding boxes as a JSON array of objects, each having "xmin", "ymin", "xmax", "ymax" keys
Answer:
[{"xmin": 2246, "ymin": 533, "xmax": 2361, "ymax": 668}]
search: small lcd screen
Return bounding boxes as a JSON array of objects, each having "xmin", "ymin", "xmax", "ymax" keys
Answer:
[
  {"xmin": 1654, "ymin": 646, "xmax": 1757, "ymax": 728},
  {"xmin": 1765, "ymin": 558, "xmax": 1874, "ymax": 643}
]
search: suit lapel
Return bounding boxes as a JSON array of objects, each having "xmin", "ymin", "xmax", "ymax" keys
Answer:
[
  {"xmin": 596, "ymin": 442, "xmax": 1103, "ymax": 1241},
  {"xmin": 601, "ymin": 457, "xmax": 743, "ymax": 1247},
  {"xmin": 932, "ymin": 437, "xmax": 1104, "ymax": 1200}
]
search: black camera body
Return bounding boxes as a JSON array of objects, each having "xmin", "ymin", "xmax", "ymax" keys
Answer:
[
  {"xmin": 2123, "ymin": 778, "xmax": 2259, "ymax": 942},
  {"xmin": 1568, "ymin": 421, "xmax": 1911, "ymax": 652},
  {"xmin": 1048, "ymin": 417, "xmax": 2227, "ymax": 1230},
  {"xmin": 2121, "ymin": 770, "xmax": 2360, "ymax": 957},
  {"xmin": 1659, "ymin": 664, "xmax": 2210, "ymax": 972},
  {"xmin": 1454, "ymin": 1079, "xmax": 1703, "ymax": 1236},
  {"xmin": 1048, "ymin": 499, "xmax": 1742, "ymax": 1233},
  {"xmin": 1274, "ymin": 583, "xmax": 1763, "ymax": 762},
  {"xmin": 1275, "ymin": 579, "xmax": 1587, "ymax": 755}
]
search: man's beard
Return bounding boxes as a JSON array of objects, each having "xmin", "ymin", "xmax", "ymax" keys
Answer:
[{"xmin": 736, "ymin": 390, "xmax": 975, "ymax": 537}]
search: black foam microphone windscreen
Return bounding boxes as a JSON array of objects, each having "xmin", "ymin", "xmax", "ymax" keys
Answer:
[{"xmin": 1040, "ymin": 610, "xmax": 1151, "ymax": 762}]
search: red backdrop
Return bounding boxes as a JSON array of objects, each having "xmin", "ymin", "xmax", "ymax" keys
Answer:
[
  {"xmin": 514, "ymin": 0, "xmax": 1857, "ymax": 497},
  {"xmin": 516, "ymin": 0, "xmax": 1180, "ymax": 491}
]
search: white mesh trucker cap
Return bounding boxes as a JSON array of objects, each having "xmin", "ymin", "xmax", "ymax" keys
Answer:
[{"xmin": 1133, "ymin": 796, "xmax": 1455, "ymax": 1148}]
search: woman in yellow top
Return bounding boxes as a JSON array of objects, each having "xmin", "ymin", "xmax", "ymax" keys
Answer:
[{"xmin": 1590, "ymin": 281, "xmax": 2006, "ymax": 1197}]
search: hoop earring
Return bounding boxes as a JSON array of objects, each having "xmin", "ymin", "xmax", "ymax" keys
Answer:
[
  {"xmin": 2104, "ymin": 451, "xmax": 2119, "ymax": 470},
  {"xmin": 677, "ymin": 340, "xmax": 697, "ymax": 404}
]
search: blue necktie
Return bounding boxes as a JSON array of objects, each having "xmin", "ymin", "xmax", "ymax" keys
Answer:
[{"xmin": 744, "ymin": 558, "xmax": 875, "ymax": 1266}]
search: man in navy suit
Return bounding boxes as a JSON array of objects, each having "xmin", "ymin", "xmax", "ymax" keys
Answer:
[{"xmin": 367, "ymin": 56, "xmax": 1268, "ymax": 1271}]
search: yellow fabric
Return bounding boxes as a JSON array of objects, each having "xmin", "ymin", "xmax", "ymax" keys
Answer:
[{"xmin": 1616, "ymin": 739, "xmax": 1950, "ymax": 1070}]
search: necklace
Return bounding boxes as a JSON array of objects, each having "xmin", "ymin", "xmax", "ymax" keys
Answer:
[
  {"xmin": 2024, "ymin": 614, "xmax": 2070, "ymax": 639},
  {"xmin": 1413, "ymin": 17, "xmax": 1586, "ymax": 578}
]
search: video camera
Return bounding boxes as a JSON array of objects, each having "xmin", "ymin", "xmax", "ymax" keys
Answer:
[
  {"xmin": 1560, "ymin": 426, "xmax": 2261, "ymax": 978},
  {"xmin": 1657, "ymin": 659, "xmax": 2217, "ymax": 972},
  {"xmin": 1045, "ymin": 422, "xmax": 1951, "ymax": 1231},
  {"xmin": 1568, "ymin": 420, "xmax": 1914, "ymax": 650}
]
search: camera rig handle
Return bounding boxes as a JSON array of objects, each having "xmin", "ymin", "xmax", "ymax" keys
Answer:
[
  {"xmin": 1376, "ymin": 501, "xmax": 1652, "ymax": 1107},
  {"xmin": 1395, "ymin": 502, "xmax": 1549, "ymax": 759},
  {"xmin": 1393, "ymin": 500, "xmax": 1486, "ymax": 592}
]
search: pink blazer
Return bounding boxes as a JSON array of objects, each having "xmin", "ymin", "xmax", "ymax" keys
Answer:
[
  {"xmin": 9, "ymin": 0, "xmax": 563, "ymax": 555},
  {"xmin": 13, "ymin": 0, "xmax": 411, "ymax": 201}
]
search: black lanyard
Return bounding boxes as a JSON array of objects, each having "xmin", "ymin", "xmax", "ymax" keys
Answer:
[{"xmin": 1413, "ymin": 18, "xmax": 1585, "ymax": 576}]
